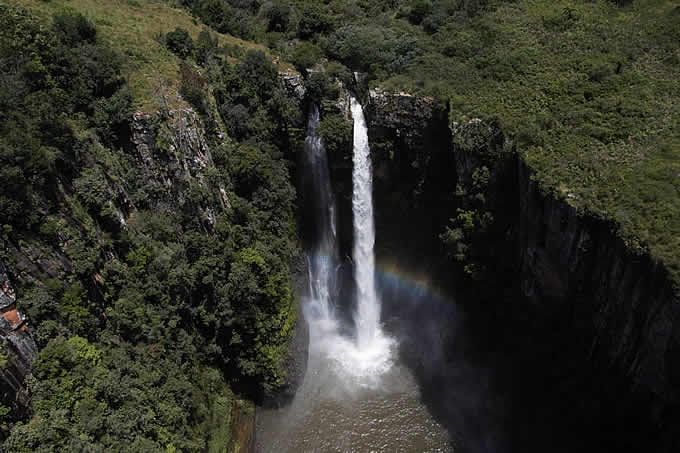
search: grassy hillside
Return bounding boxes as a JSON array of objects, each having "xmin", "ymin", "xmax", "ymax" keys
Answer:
[
  {"xmin": 13, "ymin": 0, "xmax": 292, "ymax": 111},
  {"xmin": 397, "ymin": 1, "xmax": 677, "ymax": 284},
  {"xmin": 164, "ymin": 0, "xmax": 679, "ymax": 282},
  {"xmin": 16, "ymin": 0, "xmax": 677, "ymax": 282},
  {"xmin": 392, "ymin": 0, "xmax": 680, "ymax": 280}
]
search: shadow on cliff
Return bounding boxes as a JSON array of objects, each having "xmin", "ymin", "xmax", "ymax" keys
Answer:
[{"xmin": 377, "ymin": 254, "xmax": 656, "ymax": 453}]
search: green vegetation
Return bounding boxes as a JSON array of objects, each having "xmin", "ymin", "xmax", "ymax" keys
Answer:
[
  {"xmin": 176, "ymin": 0, "xmax": 679, "ymax": 281},
  {"xmin": 408, "ymin": 0, "xmax": 680, "ymax": 281},
  {"xmin": 5, "ymin": 336, "xmax": 236, "ymax": 452},
  {"xmin": 13, "ymin": 0, "xmax": 292, "ymax": 110},
  {"xmin": 441, "ymin": 168, "xmax": 494, "ymax": 280},
  {"xmin": 1, "ymin": 2, "xmax": 301, "ymax": 448},
  {"xmin": 171, "ymin": 0, "xmax": 679, "ymax": 282},
  {"xmin": 2, "ymin": 0, "xmax": 679, "ymax": 449},
  {"xmin": 166, "ymin": 27, "xmax": 195, "ymax": 58},
  {"xmin": 318, "ymin": 113, "xmax": 352, "ymax": 156}
]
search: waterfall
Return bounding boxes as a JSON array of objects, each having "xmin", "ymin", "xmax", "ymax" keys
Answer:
[
  {"xmin": 303, "ymin": 104, "xmax": 337, "ymax": 322},
  {"xmin": 349, "ymin": 95, "xmax": 381, "ymax": 350},
  {"xmin": 301, "ymin": 100, "xmax": 392, "ymax": 386}
]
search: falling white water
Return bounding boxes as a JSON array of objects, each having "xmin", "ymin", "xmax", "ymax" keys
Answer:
[
  {"xmin": 304, "ymin": 105, "xmax": 337, "ymax": 323},
  {"xmin": 349, "ymin": 95, "xmax": 392, "ymax": 364},
  {"xmin": 350, "ymin": 95, "xmax": 381, "ymax": 349},
  {"xmin": 302, "ymin": 100, "xmax": 392, "ymax": 387},
  {"xmin": 257, "ymin": 103, "xmax": 448, "ymax": 453}
]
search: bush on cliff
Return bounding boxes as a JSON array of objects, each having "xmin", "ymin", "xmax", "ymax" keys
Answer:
[
  {"xmin": 318, "ymin": 113, "xmax": 352, "ymax": 155},
  {"xmin": 166, "ymin": 27, "xmax": 194, "ymax": 58}
]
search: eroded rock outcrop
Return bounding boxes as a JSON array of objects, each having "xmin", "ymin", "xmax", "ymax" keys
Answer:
[
  {"xmin": 280, "ymin": 72, "xmax": 306, "ymax": 103},
  {"xmin": 362, "ymin": 89, "xmax": 455, "ymax": 261},
  {"xmin": 367, "ymin": 88, "xmax": 440, "ymax": 149},
  {"xmin": 0, "ymin": 263, "xmax": 37, "ymax": 412},
  {"xmin": 131, "ymin": 108, "xmax": 230, "ymax": 225}
]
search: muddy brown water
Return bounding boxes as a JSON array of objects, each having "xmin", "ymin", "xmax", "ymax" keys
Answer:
[{"xmin": 256, "ymin": 342, "xmax": 452, "ymax": 453}]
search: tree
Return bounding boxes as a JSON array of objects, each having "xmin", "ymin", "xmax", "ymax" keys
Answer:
[
  {"xmin": 290, "ymin": 42, "xmax": 323, "ymax": 75},
  {"xmin": 297, "ymin": 3, "xmax": 332, "ymax": 39},
  {"xmin": 195, "ymin": 29, "xmax": 219, "ymax": 66},
  {"xmin": 408, "ymin": 0, "xmax": 432, "ymax": 25},
  {"xmin": 52, "ymin": 12, "xmax": 97, "ymax": 46},
  {"xmin": 166, "ymin": 27, "xmax": 194, "ymax": 58},
  {"xmin": 264, "ymin": 0, "xmax": 290, "ymax": 32}
]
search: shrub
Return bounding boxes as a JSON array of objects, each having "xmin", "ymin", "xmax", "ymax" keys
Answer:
[
  {"xmin": 73, "ymin": 167, "xmax": 111, "ymax": 210},
  {"xmin": 290, "ymin": 41, "xmax": 323, "ymax": 75},
  {"xmin": 195, "ymin": 29, "xmax": 219, "ymax": 66},
  {"xmin": 318, "ymin": 113, "xmax": 351, "ymax": 155},
  {"xmin": 408, "ymin": 0, "xmax": 432, "ymax": 25},
  {"xmin": 52, "ymin": 12, "xmax": 97, "ymax": 45},
  {"xmin": 264, "ymin": 0, "xmax": 290, "ymax": 32},
  {"xmin": 326, "ymin": 25, "xmax": 421, "ymax": 74},
  {"xmin": 93, "ymin": 87, "xmax": 133, "ymax": 144},
  {"xmin": 297, "ymin": 3, "xmax": 333, "ymax": 39},
  {"xmin": 179, "ymin": 62, "xmax": 206, "ymax": 112},
  {"xmin": 166, "ymin": 27, "xmax": 194, "ymax": 58},
  {"xmin": 306, "ymin": 72, "xmax": 339, "ymax": 102}
]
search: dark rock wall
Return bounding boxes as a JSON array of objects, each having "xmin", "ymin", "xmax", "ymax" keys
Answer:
[
  {"xmin": 359, "ymin": 89, "xmax": 680, "ymax": 448},
  {"xmin": 366, "ymin": 90, "xmax": 456, "ymax": 266},
  {"xmin": 517, "ymin": 158, "xmax": 680, "ymax": 433}
]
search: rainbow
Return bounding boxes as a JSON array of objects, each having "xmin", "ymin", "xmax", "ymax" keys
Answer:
[{"xmin": 376, "ymin": 259, "xmax": 452, "ymax": 304}]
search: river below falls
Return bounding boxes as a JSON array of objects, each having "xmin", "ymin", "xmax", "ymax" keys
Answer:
[
  {"xmin": 254, "ymin": 260, "xmax": 635, "ymax": 453},
  {"xmin": 256, "ymin": 264, "xmax": 461, "ymax": 453},
  {"xmin": 255, "ymin": 335, "xmax": 452, "ymax": 453}
]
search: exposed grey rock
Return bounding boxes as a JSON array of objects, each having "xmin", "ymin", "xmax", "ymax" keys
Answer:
[
  {"xmin": 280, "ymin": 71, "xmax": 306, "ymax": 101},
  {"xmin": 0, "ymin": 262, "xmax": 37, "ymax": 412},
  {"xmin": 131, "ymin": 108, "xmax": 229, "ymax": 223},
  {"xmin": 0, "ymin": 263, "xmax": 16, "ymax": 311},
  {"xmin": 366, "ymin": 88, "xmax": 449, "ymax": 211}
]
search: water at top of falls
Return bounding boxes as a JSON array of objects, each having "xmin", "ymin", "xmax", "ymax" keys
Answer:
[{"xmin": 350, "ymin": 95, "xmax": 392, "ymax": 362}]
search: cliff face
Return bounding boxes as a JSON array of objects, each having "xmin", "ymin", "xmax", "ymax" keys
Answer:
[
  {"xmin": 0, "ymin": 263, "xmax": 36, "ymax": 413},
  {"xmin": 454, "ymin": 118, "xmax": 680, "ymax": 412},
  {"xmin": 517, "ymin": 157, "xmax": 680, "ymax": 408},
  {"xmin": 363, "ymin": 89, "xmax": 680, "ymax": 447},
  {"xmin": 132, "ymin": 108, "xmax": 308, "ymax": 401},
  {"xmin": 364, "ymin": 89, "xmax": 457, "ymax": 264},
  {"xmin": 1, "ymin": 104, "xmax": 307, "ymax": 435},
  {"xmin": 130, "ymin": 108, "xmax": 230, "ymax": 222}
]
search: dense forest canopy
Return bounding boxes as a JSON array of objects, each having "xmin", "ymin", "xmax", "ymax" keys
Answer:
[{"xmin": 1, "ymin": 2, "xmax": 301, "ymax": 450}]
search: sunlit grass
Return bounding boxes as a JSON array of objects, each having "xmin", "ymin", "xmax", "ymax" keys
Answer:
[
  {"xmin": 13, "ymin": 0, "xmax": 293, "ymax": 111},
  {"xmin": 383, "ymin": 0, "xmax": 680, "ymax": 282}
]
